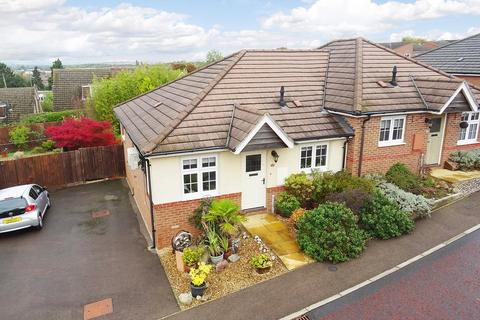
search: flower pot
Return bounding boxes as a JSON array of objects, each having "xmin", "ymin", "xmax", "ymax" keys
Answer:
[
  {"xmin": 255, "ymin": 266, "xmax": 271, "ymax": 274},
  {"xmin": 190, "ymin": 282, "xmax": 207, "ymax": 297},
  {"xmin": 209, "ymin": 252, "xmax": 224, "ymax": 265},
  {"xmin": 224, "ymin": 250, "xmax": 232, "ymax": 260}
]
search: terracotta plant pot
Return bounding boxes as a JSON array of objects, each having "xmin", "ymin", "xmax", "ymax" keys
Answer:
[
  {"xmin": 255, "ymin": 266, "xmax": 271, "ymax": 274},
  {"xmin": 190, "ymin": 282, "xmax": 206, "ymax": 297}
]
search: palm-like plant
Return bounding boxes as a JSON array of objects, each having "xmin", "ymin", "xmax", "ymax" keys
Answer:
[
  {"xmin": 206, "ymin": 228, "xmax": 223, "ymax": 256},
  {"xmin": 202, "ymin": 200, "xmax": 246, "ymax": 236}
]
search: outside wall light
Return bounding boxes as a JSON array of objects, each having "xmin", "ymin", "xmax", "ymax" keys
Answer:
[
  {"xmin": 424, "ymin": 117, "xmax": 432, "ymax": 128},
  {"xmin": 271, "ymin": 150, "xmax": 279, "ymax": 163},
  {"xmin": 459, "ymin": 121, "xmax": 469, "ymax": 129}
]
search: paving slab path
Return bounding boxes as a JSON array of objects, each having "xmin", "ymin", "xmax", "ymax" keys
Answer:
[{"xmin": 165, "ymin": 192, "xmax": 480, "ymax": 320}]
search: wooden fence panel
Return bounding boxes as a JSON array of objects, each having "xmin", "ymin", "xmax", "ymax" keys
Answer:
[{"xmin": 0, "ymin": 144, "xmax": 125, "ymax": 189}]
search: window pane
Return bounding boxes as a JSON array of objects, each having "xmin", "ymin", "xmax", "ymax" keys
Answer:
[
  {"xmin": 202, "ymin": 157, "xmax": 216, "ymax": 168},
  {"xmin": 202, "ymin": 171, "xmax": 216, "ymax": 191},
  {"xmin": 461, "ymin": 113, "xmax": 469, "ymax": 121},
  {"xmin": 183, "ymin": 173, "xmax": 198, "ymax": 194},
  {"xmin": 315, "ymin": 145, "xmax": 327, "ymax": 167},
  {"xmin": 183, "ymin": 159, "xmax": 197, "ymax": 170},
  {"xmin": 379, "ymin": 119, "xmax": 391, "ymax": 142},
  {"xmin": 459, "ymin": 127, "xmax": 467, "ymax": 140},
  {"xmin": 392, "ymin": 118, "xmax": 404, "ymax": 140},
  {"xmin": 471, "ymin": 112, "xmax": 479, "ymax": 121},
  {"xmin": 468, "ymin": 123, "xmax": 478, "ymax": 140},
  {"xmin": 246, "ymin": 154, "xmax": 261, "ymax": 172},
  {"xmin": 300, "ymin": 146, "xmax": 312, "ymax": 169},
  {"xmin": 0, "ymin": 105, "xmax": 6, "ymax": 118}
]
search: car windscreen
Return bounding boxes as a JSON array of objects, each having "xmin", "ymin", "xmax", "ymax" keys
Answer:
[{"xmin": 0, "ymin": 198, "xmax": 27, "ymax": 214}]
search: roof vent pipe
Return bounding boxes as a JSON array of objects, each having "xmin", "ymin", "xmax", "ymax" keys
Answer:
[
  {"xmin": 390, "ymin": 65, "xmax": 398, "ymax": 86},
  {"xmin": 279, "ymin": 86, "xmax": 286, "ymax": 107}
]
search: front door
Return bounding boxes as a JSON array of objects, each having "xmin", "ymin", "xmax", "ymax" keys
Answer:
[
  {"xmin": 425, "ymin": 117, "xmax": 444, "ymax": 165},
  {"xmin": 241, "ymin": 152, "xmax": 266, "ymax": 209}
]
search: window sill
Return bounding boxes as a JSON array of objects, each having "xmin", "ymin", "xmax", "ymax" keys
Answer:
[
  {"xmin": 300, "ymin": 167, "xmax": 328, "ymax": 173},
  {"xmin": 457, "ymin": 140, "xmax": 479, "ymax": 146},
  {"xmin": 183, "ymin": 191, "xmax": 218, "ymax": 201},
  {"xmin": 378, "ymin": 141, "xmax": 406, "ymax": 148}
]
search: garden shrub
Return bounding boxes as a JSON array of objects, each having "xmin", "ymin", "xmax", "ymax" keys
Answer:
[
  {"xmin": 274, "ymin": 192, "xmax": 301, "ymax": 218},
  {"xmin": 325, "ymin": 188, "xmax": 372, "ymax": 216},
  {"xmin": 31, "ymin": 146, "xmax": 45, "ymax": 154},
  {"xmin": 9, "ymin": 126, "xmax": 31, "ymax": 150},
  {"xmin": 449, "ymin": 149, "xmax": 480, "ymax": 170},
  {"xmin": 284, "ymin": 172, "xmax": 314, "ymax": 206},
  {"xmin": 182, "ymin": 246, "xmax": 206, "ymax": 267},
  {"xmin": 385, "ymin": 163, "xmax": 422, "ymax": 193},
  {"xmin": 359, "ymin": 190, "xmax": 414, "ymax": 239},
  {"xmin": 20, "ymin": 110, "xmax": 84, "ymax": 124},
  {"xmin": 376, "ymin": 182, "xmax": 433, "ymax": 219},
  {"xmin": 296, "ymin": 202, "xmax": 367, "ymax": 263},
  {"xmin": 41, "ymin": 139, "xmax": 56, "ymax": 151},
  {"xmin": 189, "ymin": 198, "xmax": 213, "ymax": 230},
  {"xmin": 311, "ymin": 171, "xmax": 374, "ymax": 203}
]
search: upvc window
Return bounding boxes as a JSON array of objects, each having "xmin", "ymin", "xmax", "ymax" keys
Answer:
[
  {"xmin": 300, "ymin": 144, "xmax": 328, "ymax": 170},
  {"xmin": 458, "ymin": 112, "xmax": 480, "ymax": 145},
  {"xmin": 182, "ymin": 155, "xmax": 217, "ymax": 198},
  {"xmin": 0, "ymin": 103, "xmax": 6, "ymax": 119},
  {"xmin": 379, "ymin": 116, "xmax": 406, "ymax": 147}
]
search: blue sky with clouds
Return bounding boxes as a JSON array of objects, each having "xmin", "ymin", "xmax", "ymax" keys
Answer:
[{"xmin": 1, "ymin": 0, "xmax": 479, "ymax": 64}]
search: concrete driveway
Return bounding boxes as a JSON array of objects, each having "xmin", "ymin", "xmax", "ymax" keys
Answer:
[{"xmin": 0, "ymin": 180, "xmax": 179, "ymax": 320}]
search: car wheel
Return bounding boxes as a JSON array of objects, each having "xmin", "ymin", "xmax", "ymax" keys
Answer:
[{"xmin": 35, "ymin": 214, "xmax": 43, "ymax": 230}]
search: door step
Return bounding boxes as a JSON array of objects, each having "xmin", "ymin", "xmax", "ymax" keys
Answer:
[{"xmin": 242, "ymin": 206, "xmax": 267, "ymax": 215}]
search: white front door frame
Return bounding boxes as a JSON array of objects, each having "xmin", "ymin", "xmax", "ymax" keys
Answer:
[
  {"xmin": 425, "ymin": 114, "xmax": 446, "ymax": 165},
  {"xmin": 241, "ymin": 150, "xmax": 267, "ymax": 210}
]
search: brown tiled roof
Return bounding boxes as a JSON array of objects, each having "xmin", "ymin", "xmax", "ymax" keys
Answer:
[{"xmin": 115, "ymin": 50, "xmax": 353, "ymax": 155}]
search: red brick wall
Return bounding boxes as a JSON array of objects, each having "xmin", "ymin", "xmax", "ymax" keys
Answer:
[
  {"xmin": 440, "ymin": 112, "xmax": 480, "ymax": 164},
  {"xmin": 153, "ymin": 192, "xmax": 241, "ymax": 249},
  {"xmin": 345, "ymin": 114, "xmax": 430, "ymax": 175},
  {"xmin": 266, "ymin": 186, "xmax": 285, "ymax": 213}
]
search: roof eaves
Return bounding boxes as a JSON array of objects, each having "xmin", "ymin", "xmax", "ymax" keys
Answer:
[{"xmin": 144, "ymin": 50, "xmax": 248, "ymax": 154}]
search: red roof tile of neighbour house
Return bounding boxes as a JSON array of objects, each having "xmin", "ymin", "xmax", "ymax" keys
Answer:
[
  {"xmin": 115, "ymin": 38, "xmax": 480, "ymax": 156},
  {"xmin": 115, "ymin": 50, "xmax": 353, "ymax": 155}
]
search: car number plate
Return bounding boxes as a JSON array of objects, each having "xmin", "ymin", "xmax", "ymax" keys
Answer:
[{"xmin": 3, "ymin": 217, "xmax": 22, "ymax": 224}]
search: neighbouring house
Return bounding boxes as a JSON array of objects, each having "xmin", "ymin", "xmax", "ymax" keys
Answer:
[
  {"xmin": 0, "ymin": 86, "xmax": 41, "ymax": 123},
  {"xmin": 52, "ymin": 67, "xmax": 129, "ymax": 110},
  {"xmin": 415, "ymin": 33, "xmax": 480, "ymax": 87},
  {"xmin": 115, "ymin": 38, "xmax": 480, "ymax": 249},
  {"xmin": 379, "ymin": 40, "xmax": 453, "ymax": 58}
]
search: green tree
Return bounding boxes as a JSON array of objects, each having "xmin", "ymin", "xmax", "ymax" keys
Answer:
[
  {"xmin": 402, "ymin": 36, "xmax": 426, "ymax": 45},
  {"xmin": 91, "ymin": 64, "xmax": 183, "ymax": 130},
  {"xmin": 47, "ymin": 58, "xmax": 64, "ymax": 90},
  {"xmin": 32, "ymin": 66, "xmax": 44, "ymax": 90},
  {"xmin": 205, "ymin": 50, "xmax": 223, "ymax": 64},
  {"xmin": 41, "ymin": 92, "xmax": 53, "ymax": 112},
  {"xmin": 0, "ymin": 63, "xmax": 29, "ymax": 88}
]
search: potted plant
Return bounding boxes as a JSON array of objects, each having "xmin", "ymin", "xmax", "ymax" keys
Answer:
[
  {"xmin": 250, "ymin": 253, "xmax": 273, "ymax": 274},
  {"xmin": 219, "ymin": 235, "xmax": 231, "ymax": 259},
  {"xmin": 189, "ymin": 262, "xmax": 213, "ymax": 297},
  {"xmin": 206, "ymin": 229, "xmax": 224, "ymax": 264},
  {"xmin": 182, "ymin": 246, "xmax": 206, "ymax": 272}
]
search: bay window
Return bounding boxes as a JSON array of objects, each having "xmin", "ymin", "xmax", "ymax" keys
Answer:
[
  {"xmin": 458, "ymin": 112, "xmax": 480, "ymax": 145},
  {"xmin": 182, "ymin": 155, "xmax": 217, "ymax": 198},
  {"xmin": 379, "ymin": 115, "xmax": 406, "ymax": 147}
]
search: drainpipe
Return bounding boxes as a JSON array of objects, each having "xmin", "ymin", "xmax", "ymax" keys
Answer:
[
  {"xmin": 145, "ymin": 158, "xmax": 156, "ymax": 249},
  {"xmin": 357, "ymin": 115, "xmax": 371, "ymax": 177},
  {"xmin": 342, "ymin": 137, "xmax": 350, "ymax": 171}
]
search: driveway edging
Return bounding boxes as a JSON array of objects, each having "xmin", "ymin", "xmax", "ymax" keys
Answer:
[{"xmin": 280, "ymin": 223, "xmax": 480, "ymax": 320}]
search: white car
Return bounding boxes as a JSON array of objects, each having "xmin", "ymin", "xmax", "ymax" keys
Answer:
[{"xmin": 0, "ymin": 184, "xmax": 51, "ymax": 233}]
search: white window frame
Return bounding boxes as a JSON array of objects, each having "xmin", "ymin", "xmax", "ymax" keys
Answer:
[
  {"xmin": 458, "ymin": 111, "xmax": 480, "ymax": 145},
  {"xmin": 299, "ymin": 143, "xmax": 328, "ymax": 172},
  {"xmin": 0, "ymin": 103, "xmax": 6, "ymax": 119},
  {"xmin": 378, "ymin": 115, "xmax": 406, "ymax": 147},
  {"xmin": 81, "ymin": 85, "xmax": 92, "ymax": 101},
  {"xmin": 181, "ymin": 154, "xmax": 218, "ymax": 200}
]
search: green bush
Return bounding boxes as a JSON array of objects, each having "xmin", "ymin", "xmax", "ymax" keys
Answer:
[
  {"xmin": 41, "ymin": 92, "xmax": 53, "ymax": 112},
  {"xmin": 182, "ymin": 246, "xmax": 206, "ymax": 267},
  {"xmin": 189, "ymin": 198, "xmax": 213, "ymax": 230},
  {"xmin": 377, "ymin": 182, "xmax": 433, "ymax": 219},
  {"xmin": 31, "ymin": 146, "xmax": 45, "ymax": 154},
  {"xmin": 324, "ymin": 188, "xmax": 372, "ymax": 216},
  {"xmin": 311, "ymin": 171, "xmax": 374, "ymax": 203},
  {"xmin": 9, "ymin": 126, "xmax": 31, "ymax": 150},
  {"xmin": 296, "ymin": 202, "xmax": 367, "ymax": 263},
  {"xmin": 359, "ymin": 190, "xmax": 414, "ymax": 239},
  {"xmin": 385, "ymin": 163, "xmax": 423, "ymax": 193},
  {"xmin": 284, "ymin": 172, "xmax": 314, "ymax": 206},
  {"xmin": 41, "ymin": 139, "xmax": 56, "ymax": 151},
  {"xmin": 449, "ymin": 149, "xmax": 480, "ymax": 170},
  {"xmin": 274, "ymin": 192, "xmax": 301, "ymax": 217},
  {"xmin": 20, "ymin": 110, "xmax": 84, "ymax": 124}
]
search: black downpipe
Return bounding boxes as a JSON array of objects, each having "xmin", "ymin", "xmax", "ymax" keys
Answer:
[
  {"xmin": 357, "ymin": 115, "xmax": 371, "ymax": 176},
  {"xmin": 342, "ymin": 137, "xmax": 350, "ymax": 171},
  {"xmin": 145, "ymin": 158, "xmax": 156, "ymax": 249}
]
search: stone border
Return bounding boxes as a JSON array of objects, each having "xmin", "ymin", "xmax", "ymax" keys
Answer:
[
  {"xmin": 431, "ymin": 192, "xmax": 464, "ymax": 211},
  {"xmin": 280, "ymin": 223, "xmax": 480, "ymax": 320}
]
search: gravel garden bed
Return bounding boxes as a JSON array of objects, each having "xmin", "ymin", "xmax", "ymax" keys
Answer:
[
  {"xmin": 455, "ymin": 178, "xmax": 480, "ymax": 195},
  {"xmin": 158, "ymin": 234, "xmax": 287, "ymax": 310}
]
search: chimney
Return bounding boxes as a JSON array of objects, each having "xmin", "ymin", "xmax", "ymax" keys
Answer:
[
  {"xmin": 390, "ymin": 65, "xmax": 398, "ymax": 86},
  {"xmin": 279, "ymin": 86, "xmax": 286, "ymax": 107}
]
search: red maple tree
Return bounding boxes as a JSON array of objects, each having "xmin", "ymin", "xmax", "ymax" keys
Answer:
[{"xmin": 46, "ymin": 117, "xmax": 116, "ymax": 150}]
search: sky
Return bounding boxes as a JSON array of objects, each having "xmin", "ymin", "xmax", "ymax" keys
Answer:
[{"xmin": 1, "ymin": 0, "xmax": 479, "ymax": 65}]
